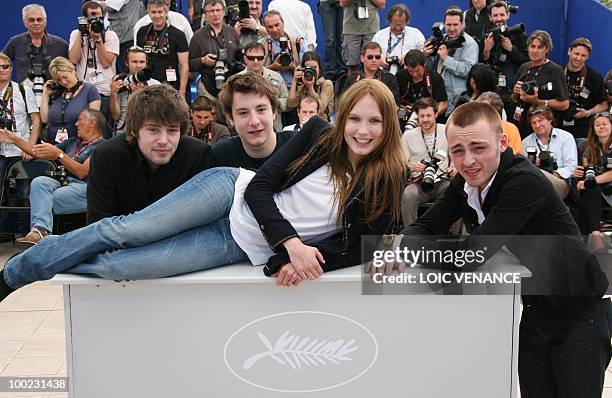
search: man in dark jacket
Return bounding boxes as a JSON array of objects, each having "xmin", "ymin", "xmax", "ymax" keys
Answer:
[{"xmin": 397, "ymin": 102, "xmax": 610, "ymax": 398}]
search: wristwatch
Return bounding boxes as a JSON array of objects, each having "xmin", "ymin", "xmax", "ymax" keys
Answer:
[{"xmin": 58, "ymin": 152, "xmax": 64, "ymax": 160}]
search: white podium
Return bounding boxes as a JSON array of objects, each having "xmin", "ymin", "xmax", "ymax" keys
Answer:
[{"xmin": 52, "ymin": 254, "xmax": 529, "ymax": 397}]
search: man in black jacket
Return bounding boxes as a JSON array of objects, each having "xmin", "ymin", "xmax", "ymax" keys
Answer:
[
  {"xmin": 87, "ymin": 84, "xmax": 213, "ymax": 223},
  {"xmin": 397, "ymin": 102, "xmax": 610, "ymax": 398}
]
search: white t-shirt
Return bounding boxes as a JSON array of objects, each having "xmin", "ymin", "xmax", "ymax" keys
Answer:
[
  {"xmin": 133, "ymin": 11, "xmax": 194, "ymax": 45},
  {"xmin": 372, "ymin": 26, "xmax": 425, "ymax": 61},
  {"xmin": 268, "ymin": 0, "xmax": 317, "ymax": 49},
  {"xmin": 0, "ymin": 82, "xmax": 38, "ymax": 157},
  {"xmin": 229, "ymin": 165, "xmax": 339, "ymax": 265},
  {"xmin": 69, "ymin": 30, "xmax": 120, "ymax": 96}
]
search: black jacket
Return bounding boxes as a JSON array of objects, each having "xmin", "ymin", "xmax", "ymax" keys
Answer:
[
  {"xmin": 87, "ymin": 134, "xmax": 213, "ymax": 223},
  {"xmin": 244, "ymin": 117, "xmax": 399, "ymax": 276},
  {"xmin": 402, "ymin": 149, "xmax": 608, "ymax": 318}
]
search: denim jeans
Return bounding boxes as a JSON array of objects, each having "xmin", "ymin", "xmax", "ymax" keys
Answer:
[
  {"xmin": 29, "ymin": 176, "xmax": 88, "ymax": 233},
  {"xmin": 3, "ymin": 167, "xmax": 248, "ymax": 289},
  {"xmin": 318, "ymin": 1, "xmax": 345, "ymax": 75}
]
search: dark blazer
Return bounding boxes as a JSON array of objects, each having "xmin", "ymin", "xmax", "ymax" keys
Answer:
[
  {"xmin": 244, "ymin": 116, "xmax": 399, "ymax": 276},
  {"xmin": 86, "ymin": 134, "xmax": 213, "ymax": 224},
  {"xmin": 402, "ymin": 148, "xmax": 608, "ymax": 318}
]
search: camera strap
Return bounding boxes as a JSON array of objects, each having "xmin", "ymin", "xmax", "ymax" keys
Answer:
[
  {"xmin": 72, "ymin": 136, "xmax": 103, "ymax": 159},
  {"xmin": 145, "ymin": 24, "xmax": 170, "ymax": 57},
  {"xmin": 421, "ymin": 129, "xmax": 437, "ymax": 160},
  {"xmin": 401, "ymin": 69, "xmax": 433, "ymax": 104},
  {"xmin": 387, "ymin": 29, "xmax": 405, "ymax": 55},
  {"xmin": 25, "ymin": 33, "xmax": 48, "ymax": 72},
  {"xmin": 0, "ymin": 84, "xmax": 16, "ymax": 131},
  {"xmin": 535, "ymin": 131, "xmax": 553, "ymax": 152},
  {"xmin": 59, "ymin": 80, "xmax": 83, "ymax": 129}
]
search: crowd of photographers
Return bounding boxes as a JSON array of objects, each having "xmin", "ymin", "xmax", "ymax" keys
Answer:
[{"xmin": 0, "ymin": 0, "xmax": 611, "ymax": 250}]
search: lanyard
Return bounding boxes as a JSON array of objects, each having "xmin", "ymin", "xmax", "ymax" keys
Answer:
[
  {"xmin": 401, "ymin": 70, "xmax": 433, "ymax": 105},
  {"xmin": 387, "ymin": 29, "xmax": 405, "ymax": 55},
  {"xmin": 25, "ymin": 33, "xmax": 48, "ymax": 70},
  {"xmin": 422, "ymin": 128, "xmax": 438, "ymax": 160},
  {"xmin": 564, "ymin": 66, "xmax": 586, "ymax": 100},
  {"xmin": 525, "ymin": 62, "xmax": 547, "ymax": 82},
  {"xmin": 535, "ymin": 131, "xmax": 553, "ymax": 152},
  {"xmin": 0, "ymin": 84, "xmax": 16, "ymax": 131},
  {"xmin": 59, "ymin": 81, "xmax": 82, "ymax": 129},
  {"xmin": 72, "ymin": 136, "xmax": 103, "ymax": 159}
]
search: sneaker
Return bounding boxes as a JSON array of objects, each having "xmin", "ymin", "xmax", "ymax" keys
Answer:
[{"xmin": 15, "ymin": 228, "xmax": 48, "ymax": 249}]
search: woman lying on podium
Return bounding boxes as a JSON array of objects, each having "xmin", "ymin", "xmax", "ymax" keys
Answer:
[{"xmin": 0, "ymin": 77, "xmax": 406, "ymax": 300}]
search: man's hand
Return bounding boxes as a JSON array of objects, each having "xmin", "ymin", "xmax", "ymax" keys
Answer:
[
  {"xmin": 293, "ymin": 68, "xmax": 303, "ymax": 82},
  {"xmin": 575, "ymin": 108, "xmax": 589, "ymax": 119},
  {"xmin": 237, "ymin": 16, "xmax": 258, "ymax": 31},
  {"xmin": 21, "ymin": 153, "xmax": 33, "ymax": 161},
  {"xmin": 129, "ymin": 82, "xmax": 146, "ymax": 92},
  {"xmin": 520, "ymin": 87, "xmax": 540, "ymax": 105},
  {"xmin": 0, "ymin": 128, "xmax": 15, "ymax": 144},
  {"xmin": 437, "ymin": 44, "xmax": 449, "ymax": 61},
  {"xmin": 110, "ymin": 78, "xmax": 123, "ymax": 94},
  {"xmin": 201, "ymin": 54, "xmax": 217, "ymax": 67},
  {"xmin": 573, "ymin": 165, "xmax": 585, "ymax": 179},
  {"xmin": 500, "ymin": 36, "xmax": 513, "ymax": 52},
  {"xmin": 411, "ymin": 162, "xmax": 426, "ymax": 173},
  {"xmin": 282, "ymin": 237, "xmax": 325, "ymax": 280},
  {"xmin": 32, "ymin": 142, "xmax": 61, "ymax": 161},
  {"xmin": 483, "ymin": 33, "xmax": 495, "ymax": 53},
  {"xmin": 423, "ymin": 41, "xmax": 434, "ymax": 57},
  {"xmin": 513, "ymin": 81, "xmax": 523, "ymax": 96}
]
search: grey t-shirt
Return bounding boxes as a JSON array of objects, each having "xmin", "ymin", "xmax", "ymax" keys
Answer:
[{"xmin": 343, "ymin": 1, "xmax": 380, "ymax": 35}]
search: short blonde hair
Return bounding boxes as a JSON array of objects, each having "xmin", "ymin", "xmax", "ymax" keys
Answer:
[
  {"xmin": 48, "ymin": 57, "xmax": 76, "ymax": 81},
  {"xmin": 0, "ymin": 53, "xmax": 11, "ymax": 65}
]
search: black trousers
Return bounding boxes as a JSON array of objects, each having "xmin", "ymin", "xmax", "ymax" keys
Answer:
[
  {"xmin": 518, "ymin": 298, "xmax": 612, "ymax": 398},
  {"xmin": 579, "ymin": 185, "xmax": 604, "ymax": 234}
]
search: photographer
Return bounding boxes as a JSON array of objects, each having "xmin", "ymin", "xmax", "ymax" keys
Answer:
[
  {"xmin": 561, "ymin": 38, "xmax": 608, "ymax": 139},
  {"xmin": 452, "ymin": 63, "xmax": 498, "ymax": 110},
  {"xmin": 268, "ymin": 0, "xmax": 317, "ymax": 51},
  {"xmin": 134, "ymin": 0, "xmax": 193, "ymax": 45},
  {"xmin": 464, "ymin": 0, "xmax": 491, "ymax": 42},
  {"xmin": 340, "ymin": 0, "xmax": 385, "ymax": 76},
  {"xmin": 341, "ymin": 42, "xmax": 400, "ymax": 106},
  {"xmin": 2, "ymin": 5, "xmax": 68, "ymax": 103},
  {"xmin": 512, "ymin": 30, "xmax": 569, "ymax": 138},
  {"xmin": 136, "ymin": 0, "xmax": 189, "ymax": 97},
  {"xmin": 287, "ymin": 51, "xmax": 334, "ymax": 121},
  {"xmin": 424, "ymin": 7, "xmax": 479, "ymax": 116},
  {"xmin": 109, "ymin": 46, "xmax": 160, "ymax": 136},
  {"xmin": 237, "ymin": 42, "xmax": 286, "ymax": 131},
  {"xmin": 188, "ymin": 95, "xmax": 230, "ymax": 144},
  {"xmin": 189, "ymin": 0, "xmax": 241, "ymax": 99},
  {"xmin": 401, "ymin": 97, "xmax": 456, "ymax": 226},
  {"xmin": 371, "ymin": 4, "xmax": 425, "ymax": 75},
  {"xmin": 521, "ymin": 105, "xmax": 577, "ymax": 199},
  {"xmin": 396, "ymin": 49, "xmax": 448, "ymax": 128},
  {"xmin": 0, "ymin": 109, "xmax": 104, "ymax": 247},
  {"xmin": 69, "ymin": 1, "xmax": 119, "ymax": 139},
  {"xmin": 476, "ymin": 91, "xmax": 523, "ymax": 154},
  {"xmin": 234, "ymin": 0, "xmax": 268, "ymax": 46},
  {"xmin": 283, "ymin": 95, "xmax": 319, "ymax": 131},
  {"xmin": 0, "ymin": 52, "xmax": 41, "ymax": 182},
  {"xmin": 40, "ymin": 57, "xmax": 101, "ymax": 144},
  {"xmin": 573, "ymin": 112, "xmax": 612, "ymax": 253},
  {"xmin": 480, "ymin": 1, "xmax": 528, "ymax": 117}
]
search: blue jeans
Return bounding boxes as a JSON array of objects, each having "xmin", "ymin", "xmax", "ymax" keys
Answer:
[
  {"xmin": 3, "ymin": 167, "xmax": 248, "ymax": 289},
  {"xmin": 318, "ymin": 1, "xmax": 345, "ymax": 75},
  {"xmin": 29, "ymin": 176, "xmax": 88, "ymax": 233}
]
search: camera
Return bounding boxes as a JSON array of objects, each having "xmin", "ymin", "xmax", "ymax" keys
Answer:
[
  {"xmin": 0, "ymin": 110, "xmax": 14, "ymax": 130},
  {"xmin": 584, "ymin": 165, "xmax": 598, "ymax": 190},
  {"xmin": 420, "ymin": 149, "xmax": 447, "ymax": 193},
  {"xmin": 487, "ymin": 23, "xmax": 525, "ymax": 43},
  {"xmin": 526, "ymin": 146, "xmax": 558, "ymax": 173},
  {"xmin": 214, "ymin": 49, "xmax": 229, "ymax": 89},
  {"xmin": 45, "ymin": 166, "xmax": 68, "ymax": 186},
  {"xmin": 275, "ymin": 36, "xmax": 293, "ymax": 67},
  {"xmin": 507, "ymin": 3, "xmax": 519, "ymax": 14},
  {"xmin": 225, "ymin": 0, "xmax": 250, "ymax": 26},
  {"xmin": 521, "ymin": 80, "xmax": 553, "ymax": 96},
  {"xmin": 425, "ymin": 22, "xmax": 465, "ymax": 56},
  {"xmin": 386, "ymin": 55, "xmax": 401, "ymax": 75},
  {"xmin": 47, "ymin": 81, "xmax": 61, "ymax": 91},
  {"xmin": 302, "ymin": 66, "xmax": 316, "ymax": 82},
  {"xmin": 113, "ymin": 69, "xmax": 152, "ymax": 92},
  {"xmin": 78, "ymin": 16, "xmax": 104, "ymax": 36},
  {"xmin": 563, "ymin": 100, "xmax": 580, "ymax": 122}
]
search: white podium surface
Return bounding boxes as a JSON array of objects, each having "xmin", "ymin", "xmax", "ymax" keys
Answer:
[{"xmin": 52, "ymin": 255, "xmax": 529, "ymax": 397}]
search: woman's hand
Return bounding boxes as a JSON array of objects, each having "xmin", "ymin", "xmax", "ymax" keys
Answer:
[
  {"xmin": 282, "ymin": 237, "xmax": 325, "ymax": 280},
  {"xmin": 273, "ymin": 263, "xmax": 305, "ymax": 287}
]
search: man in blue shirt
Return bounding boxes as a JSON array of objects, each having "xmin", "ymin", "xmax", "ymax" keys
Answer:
[{"xmin": 0, "ymin": 109, "xmax": 105, "ymax": 247}]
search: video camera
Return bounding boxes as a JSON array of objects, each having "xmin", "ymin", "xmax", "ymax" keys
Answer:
[
  {"xmin": 426, "ymin": 22, "xmax": 465, "ymax": 56},
  {"xmin": 225, "ymin": 0, "xmax": 250, "ymax": 27},
  {"xmin": 486, "ymin": 23, "xmax": 525, "ymax": 43},
  {"xmin": 78, "ymin": 16, "xmax": 104, "ymax": 36},
  {"xmin": 387, "ymin": 55, "xmax": 401, "ymax": 75},
  {"xmin": 276, "ymin": 36, "xmax": 293, "ymax": 66},
  {"xmin": 420, "ymin": 149, "xmax": 448, "ymax": 193},
  {"xmin": 113, "ymin": 69, "xmax": 152, "ymax": 92},
  {"xmin": 526, "ymin": 146, "xmax": 558, "ymax": 173}
]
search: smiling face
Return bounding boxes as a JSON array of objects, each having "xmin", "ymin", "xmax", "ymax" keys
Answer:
[
  {"xmin": 227, "ymin": 91, "xmax": 276, "ymax": 153},
  {"xmin": 137, "ymin": 120, "xmax": 180, "ymax": 170},
  {"xmin": 593, "ymin": 115, "xmax": 612, "ymax": 142},
  {"xmin": 447, "ymin": 119, "xmax": 507, "ymax": 190},
  {"xmin": 490, "ymin": 5, "xmax": 509, "ymax": 27},
  {"xmin": 0, "ymin": 58, "xmax": 12, "ymax": 84},
  {"xmin": 248, "ymin": 0, "xmax": 262, "ymax": 18},
  {"xmin": 567, "ymin": 45, "xmax": 590, "ymax": 71},
  {"xmin": 361, "ymin": 48, "xmax": 382, "ymax": 75},
  {"xmin": 343, "ymin": 94, "xmax": 384, "ymax": 168},
  {"xmin": 444, "ymin": 15, "xmax": 462, "ymax": 39},
  {"xmin": 148, "ymin": 4, "xmax": 168, "ymax": 29},
  {"xmin": 23, "ymin": 8, "xmax": 46, "ymax": 36},
  {"xmin": 530, "ymin": 114, "xmax": 553, "ymax": 138},
  {"xmin": 244, "ymin": 48, "xmax": 265, "ymax": 74},
  {"xmin": 418, "ymin": 106, "xmax": 436, "ymax": 133}
]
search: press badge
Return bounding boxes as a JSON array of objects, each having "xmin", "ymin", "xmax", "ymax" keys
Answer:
[
  {"xmin": 563, "ymin": 119, "xmax": 575, "ymax": 127},
  {"xmin": 580, "ymin": 87, "xmax": 590, "ymax": 99},
  {"xmin": 91, "ymin": 71, "xmax": 105, "ymax": 84},
  {"xmin": 166, "ymin": 68, "xmax": 177, "ymax": 82},
  {"xmin": 499, "ymin": 53, "xmax": 507, "ymax": 63},
  {"xmin": 55, "ymin": 128, "xmax": 69, "ymax": 143},
  {"xmin": 513, "ymin": 106, "xmax": 523, "ymax": 122},
  {"xmin": 498, "ymin": 74, "xmax": 507, "ymax": 87}
]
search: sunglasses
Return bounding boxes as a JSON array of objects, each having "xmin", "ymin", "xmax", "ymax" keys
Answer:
[
  {"xmin": 593, "ymin": 112, "xmax": 610, "ymax": 118},
  {"xmin": 528, "ymin": 109, "xmax": 545, "ymax": 116},
  {"xmin": 0, "ymin": 64, "xmax": 11, "ymax": 70},
  {"xmin": 366, "ymin": 54, "xmax": 382, "ymax": 60},
  {"xmin": 27, "ymin": 17, "xmax": 45, "ymax": 23},
  {"xmin": 245, "ymin": 55, "xmax": 265, "ymax": 61}
]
